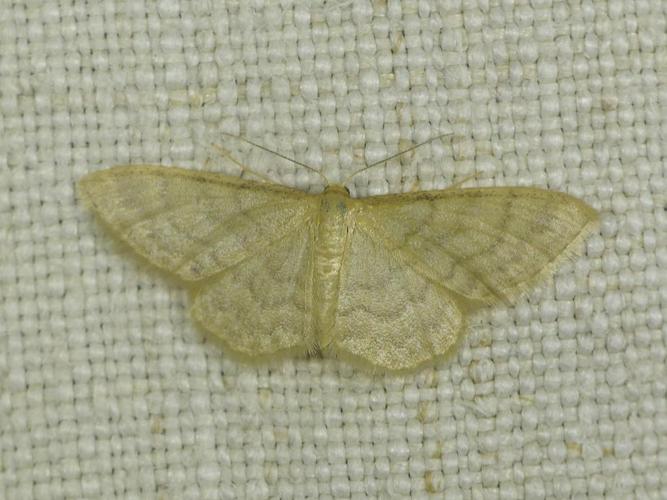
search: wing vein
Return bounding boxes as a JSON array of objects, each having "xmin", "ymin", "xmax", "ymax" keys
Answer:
[
  {"xmin": 119, "ymin": 192, "xmax": 230, "ymax": 231},
  {"xmin": 446, "ymin": 209, "xmax": 552, "ymax": 258},
  {"xmin": 407, "ymin": 229, "xmax": 509, "ymax": 301},
  {"xmin": 357, "ymin": 219, "xmax": 507, "ymax": 302},
  {"xmin": 175, "ymin": 200, "xmax": 307, "ymax": 272},
  {"xmin": 361, "ymin": 225, "xmax": 438, "ymax": 356}
]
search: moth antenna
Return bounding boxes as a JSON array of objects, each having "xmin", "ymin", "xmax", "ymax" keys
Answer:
[
  {"xmin": 341, "ymin": 132, "xmax": 454, "ymax": 186},
  {"xmin": 209, "ymin": 143, "xmax": 278, "ymax": 185},
  {"xmin": 220, "ymin": 132, "xmax": 330, "ymax": 185}
]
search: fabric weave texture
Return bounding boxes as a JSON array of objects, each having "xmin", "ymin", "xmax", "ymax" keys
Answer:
[{"xmin": 1, "ymin": 1, "xmax": 665, "ymax": 499}]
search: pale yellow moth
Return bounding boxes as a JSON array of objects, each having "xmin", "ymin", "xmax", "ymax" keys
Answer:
[{"xmin": 78, "ymin": 138, "xmax": 599, "ymax": 372}]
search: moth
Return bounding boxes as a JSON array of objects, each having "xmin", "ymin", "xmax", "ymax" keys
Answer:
[{"xmin": 78, "ymin": 137, "xmax": 599, "ymax": 372}]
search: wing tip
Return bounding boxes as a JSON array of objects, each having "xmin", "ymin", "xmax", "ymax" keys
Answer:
[
  {"xmin": 481, "ymin": 212, "xmax": 601, "ymax": 305},
  {"xmin": 77, "ymin": 166, "xmax": 135, "ymax": 207}
]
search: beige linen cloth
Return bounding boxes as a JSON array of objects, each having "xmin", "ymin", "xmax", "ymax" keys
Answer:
[{"xmin": 1, "ymin": 1, "xmax": 665, "ymax": 498}]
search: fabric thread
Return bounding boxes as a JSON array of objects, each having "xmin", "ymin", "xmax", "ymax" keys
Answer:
[{"xmin": 1, "ymin": 1, "xmax": 665, "ymax": 498}]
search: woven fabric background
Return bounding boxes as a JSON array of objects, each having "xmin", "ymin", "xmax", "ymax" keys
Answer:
[{"xmin": 1, "ymin": 1, "xmax": 666, "ymax": 498}]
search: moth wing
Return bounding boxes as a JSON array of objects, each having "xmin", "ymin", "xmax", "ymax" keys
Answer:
[
  {"xmin": 354, "ymin": 186, "xmax": 599, "ymax": 304},
  {"xmin": 191, "ymin": 223, "xmax": 316, "ymax": 357},
  {"xmin": 78, "ymin": 165, "xmax": 317, "ymax": 281},
  {"xmin": 325, "ymin": 223, "xmax": 465, "ymax": 371}
]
